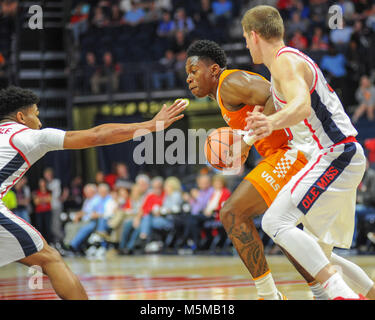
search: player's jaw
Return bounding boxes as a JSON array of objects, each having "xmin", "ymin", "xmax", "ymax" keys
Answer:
[
  {"xmin": 17, "ymin": 104, "xmax": 42, "ymax": 130},
  {"xmin": 243, "ymin": 30, "xmax": 262, "ymax": 64}
]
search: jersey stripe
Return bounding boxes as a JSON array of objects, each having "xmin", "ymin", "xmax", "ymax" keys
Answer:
[
  {"xmin": 0, "ymin": 153, "xmax": 25, "ymax": 187},
  {"xmin": 0, "ymin": 211, "xmax": 38, "ymax": 256},
  {"xmin": 311, "ymin": 91, "xmax": 347, "ymax": 144}
]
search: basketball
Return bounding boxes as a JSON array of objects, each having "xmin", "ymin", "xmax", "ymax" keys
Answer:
[{"xmin": 204, "ymin": 127, "xmax": 247, "ymax": 171}]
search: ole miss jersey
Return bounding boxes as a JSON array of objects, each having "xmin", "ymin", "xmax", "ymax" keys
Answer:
[
  {"xmin": 271, "ymin": 46, "xmax": 358, "ymax": 159},
  {"xmin": 0, "ymin": 122, "xmax": 65, "ymax": 199}
]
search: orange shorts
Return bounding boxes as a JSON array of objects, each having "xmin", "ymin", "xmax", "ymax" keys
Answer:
[{"xmin": 244, "ymin": 148, "xmax": 308, "ymax": 207}]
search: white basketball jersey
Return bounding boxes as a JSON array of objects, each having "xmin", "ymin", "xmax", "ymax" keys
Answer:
[
  {"xmin": 0, "ymin": 122, "xmax": 65, "ymax": 199},
  {"xmin": 271, "ymin": 46, "xmax": 358, "ymax": 159}
]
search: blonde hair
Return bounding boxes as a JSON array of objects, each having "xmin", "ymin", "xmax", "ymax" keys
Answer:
[
  {"xmin": 212, "ymin": 174, "xmax": 227, "ymax": 187},
  {"xmin": 164, "ymin": 176, "xmax": 182, "ymax": 192},
  {"xmin": 241, "ymin": 5, "xmax": 284, "ymax": 40}
]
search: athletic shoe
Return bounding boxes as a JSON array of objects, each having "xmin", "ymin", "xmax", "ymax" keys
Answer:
[
  {"xmin": 333, "ymin": 294, "xmax": 368, "ymax": 300},
  {"xmin": 258, "ymin": 291, "xmax": 288, "ymax": 300}
]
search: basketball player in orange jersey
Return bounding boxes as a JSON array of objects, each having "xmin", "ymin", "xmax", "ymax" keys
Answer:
[{"xmin": 185, "ymin": 40, "xmax": 375, "ymax": 300}]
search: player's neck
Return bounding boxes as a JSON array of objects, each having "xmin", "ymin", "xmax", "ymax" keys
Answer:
[
  {"xmin": 0, "ymin": 116, "xmax": 17, "ymax": 124},
  {"xmin": 208, "ymin": 68, "xmax": 225, "ymax": 100},
  {"xmin": 262, "ymin": 41, "xmax": 285, "ymax": 70}
]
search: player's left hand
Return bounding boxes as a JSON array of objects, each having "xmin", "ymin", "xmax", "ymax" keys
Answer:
[{"xmin": 244, "ymin": 105, "xmax": 273, "ymax": 141}]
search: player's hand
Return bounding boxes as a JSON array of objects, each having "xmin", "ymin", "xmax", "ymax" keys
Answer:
[
  {"xmin": 152, "ymin": 99, "xmax": 187, "ymax": 131},
  {"xmin": 244, "ymin": 105, "xmax": 273, "ymax": 141},
  {"xmin": 222, "ymin": 135, "xmax": 250, "ymax": 167}
]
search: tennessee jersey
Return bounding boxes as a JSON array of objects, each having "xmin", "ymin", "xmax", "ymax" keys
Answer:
[{"xmin": 216, "ymin": 69, "xmax": 290, "ymax": 158}]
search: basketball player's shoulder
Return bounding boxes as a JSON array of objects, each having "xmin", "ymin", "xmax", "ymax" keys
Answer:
[
  {"xmin": 272, "ymin": 53, "xmax": 304, "ymax": 79},
  {"xmin": 221, "ymin": 69, "xmax": 263, "ymax": 95}
]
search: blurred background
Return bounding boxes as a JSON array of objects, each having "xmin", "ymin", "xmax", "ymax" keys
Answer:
[{"xmin": 0, "ymin": 0, "xmax": 375, "ymax": 260}]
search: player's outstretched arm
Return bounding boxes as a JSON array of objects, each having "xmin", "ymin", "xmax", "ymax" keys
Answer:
[{"xmin": 63, "ymin": 99, "xmax": 187, "ymax": 149}]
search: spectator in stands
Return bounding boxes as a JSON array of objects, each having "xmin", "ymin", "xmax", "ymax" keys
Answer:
[
  {"xmin": 43, "ymin": 167, "xmax": 63, "ymax": 244},
  {"xmin": 67, "ymin": 2, "xmax": 90, "ymax": 45},
  {"xmin": 170, "ymin": 30, "xmax": 189, "ymax": 85},
  {"xmin": 310, "ymin": 27, "xmax": 329, "ymax": 51},
  {"xmin": 152, "ymin": 49, "xmax": 176, "ymax": 90},
  {"xmin": 354, "ymin": 157, "xmax": 375, "ymax": 251},
  {"xmin": 0, "ymin": 52, "xmax": 6, "ymax": 77},
  {"xmin": 118, "ymin": 176, "xmax": 163, "ymax": 254},
  {"xmin": 201, "ymin": 174, "xmax": 231, "ymax": 249},
  {"xmin": 69, "ymin": 183, "xmax": 112, "ymax": 254},
  {"xmin": 211, "ymin": 0, "xmax": 233, "ymax": 23},
  {"xmin": 95, "ymin": 171, "xmax": 105, "ymax": 185},
  {"xmin": 365, "ymin": 138, "xmax": 375, "ymax": 164},
  {"xmin": 140, "ymin": 176, "xmax": 183, "ymax": 245},
  {"xmin": 122, "ymin": 1, "xmax": 146, "ymax": 26},
  {"xmin": 63, "ymin": 183, "xmax": 98, "ymax": 251},
  {"xmin": 114, "ymin": 162, "xmax": 133, "ymax": 188},
  {"xmin": 309, "ymin": 0, "xmax": 330, "ymax": 29},
  {"xmin": 33, "ymin": 178, "xmax": 53, "ymax": 244},
  {"xmin": 91, "ymin": 51, "xmax": 121, "ymax": 94},
  {"xmin": 156, "ymin": 9, "xmax": 176, "ymax": 38},
  {"xmin": 103, "ymin": 184, "xmax": 134, "ymax": 243},
  {"xmin": 91, "ymin": 5, "xmax": 110, "ymax": 28},
  {"xmin": 176, "ymin": 174, "xmax": 214, "ymax": 250},
  {"xmin": 13, "ymin": 176, "xmax": 31, "ymax": 223},
  {"xmin": 285, "ymin": 11, "xmax": 308, "ymax": 39},
  {"xmin": 174, "ymin": 7, "xmax": 195, "ymax": 34},
  {"xmin": 110, "ymin": 3, "xmax": 124, "ymax": 26},
  {"xmin": 366, "ymin": 3, "xmax": 375, "ymax": 32},
  {"xmin": 61, "ymin": 176, "xmax": 84, "ymax": 213},
  {"xmin": 82, "ymin": 51, "xmax": 98, "ymax": 94},
  {"xmin": 329, "ymin": 19, "xmax": 353, "ymax": 50},
  {"xmin": 352, "ymin": 75, "xmax": 375, "ymax": 123},
  {"xmin": 288, "ymin": 30, "xmax": 308, "ymax": 51},
  {"xmin": 320, "ymin": 45, "xmax": 348, "ymax": 104}
]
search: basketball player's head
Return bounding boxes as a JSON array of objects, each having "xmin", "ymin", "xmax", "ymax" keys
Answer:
[
  {"xmin": 241, "ymin": 5, "xmax": 284, "ymax": 64},
  {"xmin": 186, "ymin": 40, "xmax": 227, "ymax": 98},
  {"xmin": 0, "ymin": 86, "xmax": 42, "ymax": 129}
]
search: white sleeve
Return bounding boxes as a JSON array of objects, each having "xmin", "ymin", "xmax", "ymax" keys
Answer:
[{"xmin": 12, "ymin": 128, "xmax": 66, "ymax": 165}]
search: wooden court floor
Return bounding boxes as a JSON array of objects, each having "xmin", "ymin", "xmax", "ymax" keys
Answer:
[{"xmin": 0, "ymin": 253, "xmax": 374, "ymax": 300}]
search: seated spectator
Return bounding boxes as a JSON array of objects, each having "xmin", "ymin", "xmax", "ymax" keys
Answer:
[
  {"xmin": 91, "ymin": 51, "xmax": 121, "ymax": 94},
  {"xmin": 352, "ymin": 75, "xmax": 375, "ymax": 123},
  {"xmin": 152, "ymin": 49, "xmax": 176, "ymax": 90},
  {"xmin": 82, "ymin": 51, "xmax": 98, "ymax": 94},
  {"xmin": 285, "ymin": 11, "xmax": 308, "ymax": 39},
  {"xmin": 353, "ymin": 158, "xmax": 375, "ymax": 251},
  {"xmin": 118, "ymin": 176, "xmax": 163, "ymax": 254},
  {"xmin": 61, "ymin": 176, "xmax": 84, "ymax": 213},
  {"xmin": 33, "ymin": 178, "xmax": 53, "ymax": 244},
  {"xmin": 288, "ymin": 30, "xmax": 308, "ymax": 51},
  {"xmin": 66, "ymin": 2, "xmax": 90, "ymax": 45},
  {"xmin": 176, "ymin": 174, "xmax": 214, "ymax": 249},
  {"xmin": 140, "ymin": 176, "xmax": 183, "ymax": 245},
  {"xmin": 201, "ymin": 174, "xmax": 231, "ymax": 249},
  {"xmin": 110, "ymin": 3, "xmax": 124, "ymax": 26},
  {"xmin": 63, "ymin": 183, "xmax": 98, "ymax": 250},
  {"xmin": 13, "ymin": 176, "xmax": 32, "ymax": 223},
  {"xmin": 91, "ymin": 5, "xmax": 110, "ymax": 28},
  {"xmin": 320, "ymin": 46, "xmax": 348, "ymax": 102},
  {"xmin": 174, "ymin": 7, "xmax": 195, "ymax": 34},
  {"xmin": 329, "ymin": 19, "xmax": 353, "ymax": 48},
  {"xmin": 365, "ymin": 138, "xmax": 375, "ymax": 164},
  {"xmin": 69, "ymin": 183, "xmax": 113, "ymax": 254},
  {"xmin": 122, "ymin": 1, "xmax": 146, "ymax": 26},
  {"xmin": 310, "ymin": 27, "xmax": 329, "ymax": 51},
  {"xmin": 114, "ymin": 162, "xmax": 133, "ymax": 188},
  {"xmin": 211, "ymin": 0, "xmax": 233, "ymax": 23},
  {"xmin": 156, "ymin": 9, "xmax": 176, "ymax": 38},
  {"xmin": 0, "ymin": 52, "xmax": 7, "ymax": 87},
  {"xmin": 169, "ymin": 30, "xmax": 189, "ymax": 85}
]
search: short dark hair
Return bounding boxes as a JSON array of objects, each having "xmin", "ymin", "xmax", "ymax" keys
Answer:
[
  {"xmin": 0, "ymin": 86, "xmax": 39, "ymax": 119},
  {"xmin": 187, "ymin": 40, "xmax": 227, "ymax": 68}
]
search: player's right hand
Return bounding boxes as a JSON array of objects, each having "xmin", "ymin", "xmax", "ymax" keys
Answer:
[{"xmin": 152, "ymin": 99, "xmax": 188, "ymax": 131}]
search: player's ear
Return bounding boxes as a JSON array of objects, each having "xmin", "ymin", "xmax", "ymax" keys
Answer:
[
  {"xmin": 211, "ymin": 64, "xmax": 221, "ymax": 77},
  {"xmin": 15, "ymin": 111, "xmax": 26, "ymax": 125}
]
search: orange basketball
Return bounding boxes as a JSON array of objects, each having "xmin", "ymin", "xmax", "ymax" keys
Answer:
[{"xmin": 204, "ymin": 127, "xmax": 247, "ymax": 171}]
